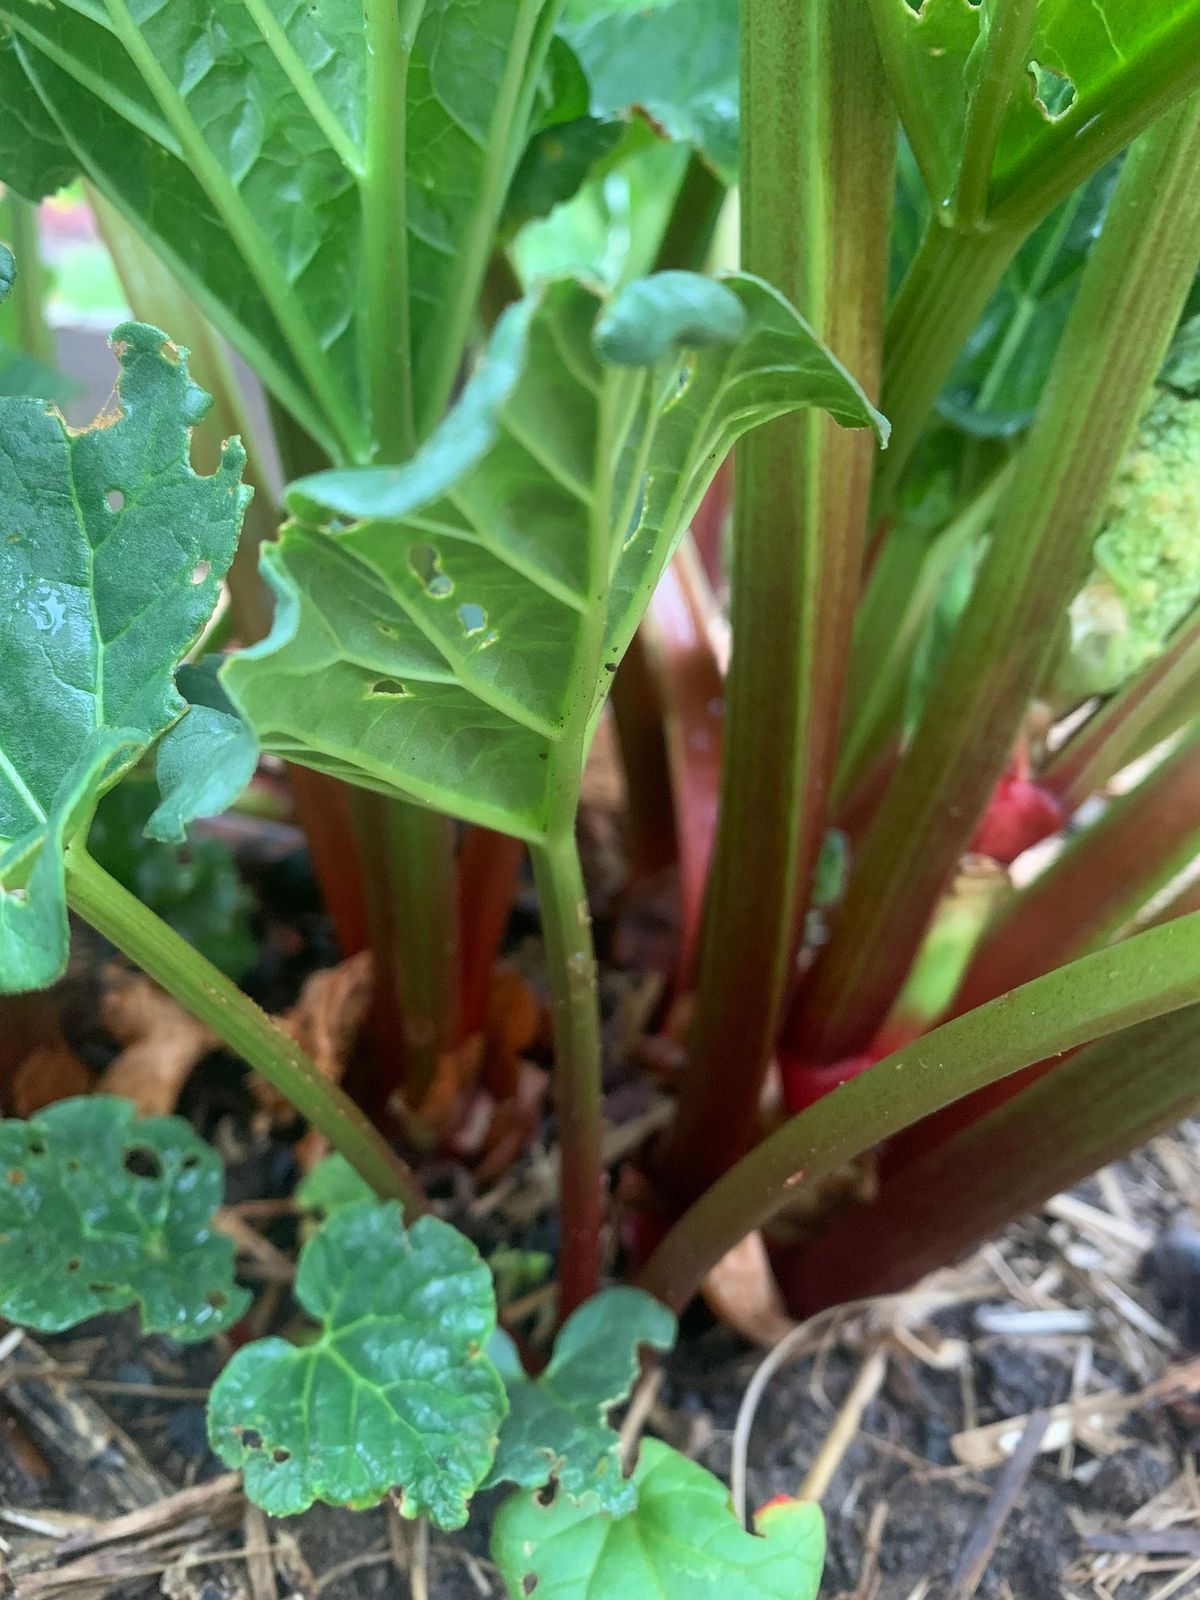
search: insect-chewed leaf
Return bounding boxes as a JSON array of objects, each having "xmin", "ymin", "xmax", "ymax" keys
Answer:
[
  {"xmin": 147, "ymin": 659, "xmax": 259, "ymax": 844},
  {"xmin": 207, "ymin": 1200, "xmax": 506, "ymax": 1527},
  {"xmin": 485, "ymin": 1287, "xmax": 676, "ymax": 1513},
  {"xmin": 0, "ymin": 322, "xmax": 249, "ymax": 993},
  {"xmin": 0, "ymin": 1096, "xmax": 249, "ymax": 1340},
  {"xmin": 872, "ymin": 0, "xmax": 1200, "ymax": 214},
  {"xmin": 224, "ymin": 271, "xmax": 885, "ymax": 842},
  {"xmin": 492, "ymin": 1439, "xmax": 825, "ymax": 1600}
]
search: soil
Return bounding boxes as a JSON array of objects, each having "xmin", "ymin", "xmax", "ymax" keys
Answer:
[{"xmin": 4, "ymin": 820, "xmax": 1200, "ymax": 1599}]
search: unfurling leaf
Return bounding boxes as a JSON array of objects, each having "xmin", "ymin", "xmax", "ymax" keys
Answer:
[
  {"xmin": 492, "ymin": 1438, "xmax": 825, "ymax": 1600},
  {"xmin": 147, "ymin": 659, "xmax": 259, "ymax": 844},
  {"xmin": 207, "ymin": 1200, "xmax": 506, "ymax": 1526},
  {"xmin": 485, "ymin": 1286, "xmax": 676, "ymax": 1513},
  {"xmin": 0, "ymin": 1096, "xmax": 248, "ymax": 1339},
  {"xmin": 224, "ymin": 271, "xmax": 884, "ymax": 843},
  {"xmin": 0, "ymin": 323, "xmax": 249, "ymax": 992}
]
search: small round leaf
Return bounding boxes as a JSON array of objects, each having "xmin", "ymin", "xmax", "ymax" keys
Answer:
[
  {"xmin": 0, "ymin": 1096, "xmax": 248, "ymax": 1340},
  {"xmin": 492, "ymin": 1439, "xmax": 825, "ymax": 1600},
  {"xmin": 207, "ymin": 1200, "xmax": 506, "ymax": 1527}
]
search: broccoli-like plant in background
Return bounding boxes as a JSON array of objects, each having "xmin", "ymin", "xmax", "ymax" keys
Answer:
[{"xmin": 4, "ymin": 2, "xmax": 1200, "ymax": 1594}]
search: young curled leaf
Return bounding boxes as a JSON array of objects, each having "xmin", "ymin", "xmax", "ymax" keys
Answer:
[
  {"xmin": 0, "ymin": 1096, "xmax": 249, "ymax": 1340},
  {"xmin": 147, "ymin": 659, "xmax": 259, "ymax": 845},
  {"xmin": 485, "ymin": 1286, "xmax": 676, "ymax": 1513},
  {"xmin": 492, "ymin": 1438, "xmax": 825, "ymax": 1600},
  {"xmin": 593, "ymin": 272, "xmax": 748, "ymax": 364},
  {"xmin": 207, "ymin": 1200, "xmax": 506, "ymax": 1527}
]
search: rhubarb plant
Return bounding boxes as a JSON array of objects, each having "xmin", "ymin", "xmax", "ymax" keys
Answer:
[{"xmin": 5, "ymin": 1, "xmax": 1200, "ymax": 1595}]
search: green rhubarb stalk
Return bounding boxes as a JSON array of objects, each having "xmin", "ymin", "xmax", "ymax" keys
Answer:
[
  {"xmin": 788, "ymin": 98, "xmax": 1200, "ymax": 1067},
  {"xmin": 641, "ymin": 907, "xmax": 1200, "ymax": 1310},
  {"xmin": 64, "ymin": 849, "xmax": 422, "ymax": 1211},
  {"xmin": 653, "ymin": 0, "xmax": 893, "ymax": 1210}
]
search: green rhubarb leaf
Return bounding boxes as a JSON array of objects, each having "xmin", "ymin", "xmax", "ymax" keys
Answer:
[
  {"xmin": 294, "ymin": 1151, "xmax": 375, "ymax": 1218},
  {"xmin": 0, "ymin": 34, "xmax": 77, "ymax": 201},
  {"xmin": 0, "ymin": 1096, "xmax": 249, "ymax": 1339},
  {"xmin": 147, "ymin": 659, "xmax": 259, "ymax": 844},
  {"xmin": 0, "ymin": 321, "xmax": 249, "ymax": 993},
  {"xmin": 492, "ymin": 1439, "xmax": 825, "ymax": 1600},
  {"xmin": 0, "ymin": 0, "xmax": 559, "ymax": 455},
  {"xmin": 939, "ymin": 164, "xmax": 1117, "ymax": 439},
  {"xmin": 207, "ymin": 1200, "xmax": 506, "ymax": 1526},
  {"xmin": 485, "ymin": 1287, "xmax": 676, "ymax": 1513},
  {"xmin": 869, "ymin": 0, "xmax": 1200, "ymax": 216},
  {"xmin": 564, "ymin": 0, "xmax": 739, "ymax": 181},
  {"xmin": 223, "ymin": 271, "xmax": 885, "ymax": 842}
]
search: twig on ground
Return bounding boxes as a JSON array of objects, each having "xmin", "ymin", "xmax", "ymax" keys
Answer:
[{"xmin": 948, "ymin": 1409, "xmax": 1050, "ymax": 1599}]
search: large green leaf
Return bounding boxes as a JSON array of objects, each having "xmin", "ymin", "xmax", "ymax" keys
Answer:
[
  {"xmin": 207, "ymin": 1200, "xmax": 506, "ymax": 1526},
  {"xmin": 485, "ymin": 1287, "xmax": 676, "ymax": 1513},
  {"xmin": 223, "ymin": 271, "xmax": 885, "ymax": 842},
  {"xmin": 0, "ymin": 0, "xmax": 559, "ymax": 456},
  {"xmin": 869, "ymin": 0, "xmax": 1200, "ymax": 217},
  {"xmin": 564, "ymin": 0, "xmax": 738, "ymax": 182},
  {"xmin": 0, "ymin": 34, "xmax": 76, "ymax": 201},
  {"xmin": 0, "ymin": 1096, "xmax": 249, "ymax": 1340},
  {"xmin": 492, "ymin": 1439, "xmax": 825, "ymax": 1600},
  {"xmin": 0, "ymin": 321, "xmax": 249, "ymax": 992}
]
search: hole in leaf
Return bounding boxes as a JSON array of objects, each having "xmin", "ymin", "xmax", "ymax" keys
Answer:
[
  {"xmin": 409, "ymin": 542, "xmax": 453, "ymax": 598},
  {"xmin": 458, "ymin": 602, "xmax": 488, "ymax": 637},
  {"xmin": 375, "ymin": 621, "xmax": 398, "ymax": 637},
  {"xmin": 106, "ymin": 489, "xmax": 125, "ymax": 513},
  {"xmin": 240, "ymin": 1429, "xmax": 264, "ymax": 1450},
  {"xmin": 523, "ymin": 1578, "xmax": 539, "ymax": 1595},
  {"xmin": 272, "ymin": 1447, "xmax": 291, "ymax": 1463},
  {"xmin": 535, "ymin": 1482, "xmax": 558, "ymax": 1509},
  {"xmin": 206, "ymin": 1290, "xmax": 228, "ymax": 1310},
  {"xmin": 123, "ymin": 1146, "xmax": 164, "ymax": 1181},
  {"xmin": 66, "ymin": 1258, "xmax": 81, "ymax": 1272},
  {"xmin": 190, "ymin": 560, "xmax": 212, "ymax": 586},
  {"xmin": 6, "ymin": 1169, "xmax": 25, "ymax": 1185},
  {"xmin": 368, "ymin": 678, "xmax": 410, "ymax": 698},
  {"xmin": 27, "ymin": 1140, "xmax": 46, "ymax": 1156},
  {"xmin": 1028, "ymin": 60, "xmax": 1076, "ymax": 120},
  {"xmin": 88, "ymin": 1281, "xmax": 116, "ymax": 1294},
  {"xmin": 180, "ymin": 1154, "xmax": 200, "ymax": 1171}
]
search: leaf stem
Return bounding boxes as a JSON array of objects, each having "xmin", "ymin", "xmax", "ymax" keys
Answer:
[
  {"xmin": 63, "ymin": 849, "xmax": 423, "ymax": 1211},
  {"xmin": 641, "ymin": 908, "xmax": 1200, "ymax": 1311},
  {"xmin": 952, "ymin": 0, "xmax": 1039, "ymax": 229},
  {"xmin": 789, "ymin": 97, "xmax": 1200, "ymax": 1066},
  {"xmin": 874, "ymin": 217, "xmax": 1021, "ymax": 506},
  {"xmin": 530, "ymin": 829, "xmax": 603, "ymax": 1317},
  {"xmin": 654, "ymin": 0, "xmax": 892, "ymax": 1209},
  {"xmin": 363, "ymin": 0, "xmax": 424, "ymax": 458},
  {"xmin": 415, "ymin": 0, "xmax": 562, "ymax": 437},
  {"xmin": 0, "ymin": 193, "xmax": 53, "ymax": 364}
]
